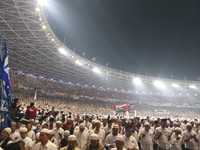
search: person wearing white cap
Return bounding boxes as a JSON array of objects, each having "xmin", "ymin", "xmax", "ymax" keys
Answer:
[
  {"xmin": 48, "ymin": 130, "xmax": 59, "ymax": 146},
  {"xmin": 54, "ymin": 120, "xmax": 64, "ymax": 147},
  {"xmin": 86, "ymin": 134, "xmax": 104, "ymax": 150},
  {"xmin": 32, "ymin": 132, "xmax": 40, "ymax": 147},
  {"xmin": 74, "ymin": 123, "xmax": 89, "ymax": 150},
  {"xmin": 91, "ymin": 120, "xmax": 105, "ymax": 145},
  {"xmin": 138, "ymin": 122, "xmax": 153, "ymax": 150},
  {"xmin": 19, "ymin": 127, "xmax": 33, "ymax": 150},
  {"xmin": 60, "ymin": 135, "xmax": 80, "ymax": 150},
  {"xmin": 182, "ymin": 123, "xmax": 198, "ymax": 150},
  {"xmin": 170, "ymin": 127, "xmax": 182, "ymax": 150},
  {"xmin": 105, "ymin": 124, "xmax": 120, "ymax": 149},
  {"xmin": 111, "ymin": 135, "xmax": 126, "ymax": 150},
  {"xmin": 32, "ymin": 129, "xmax": 57, "ymax": 150}
]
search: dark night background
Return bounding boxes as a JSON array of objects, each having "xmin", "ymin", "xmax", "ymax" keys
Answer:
[{"xmin": 46, "ymin": 0, "xmax": 200, "ymax": 80}]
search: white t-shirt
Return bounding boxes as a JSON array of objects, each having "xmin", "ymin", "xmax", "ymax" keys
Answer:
[{"xmin": 32, "ymin": 141, "xmax": 58, "ymax": 150}]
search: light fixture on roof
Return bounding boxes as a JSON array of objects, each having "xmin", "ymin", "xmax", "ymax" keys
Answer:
[
  {"xmin": 42, "ymin": 25, "xmax": 46, "ymax": 30},
  {"xmin": 132, "ymin": 77, "xmax": 143, "ymax": 86},
  {"xmin": 189, "ymin": 84, "xmax": 197, "ymax": 89},
  {"xmin": 58, "ymin": 47, "xmax": 68, "ymax": 56},
  {"xmin": 92, "ymin": 67, "xmax": 102, "ymax": 75},
  {"xmin": 35, "ymin": 7, "xmax": 40, "ymax": 12},
  {"xmin": 75, "ymin": 60, "xmax": 83, "ymax": 66},
  {"xmin": 153, "ymin": 80, "xmax": 166, "ymax": 90},
  {"xmin": 171, "ymin": 83, "xmax": 180, "ymax": 88},
  {"xmin": 37, "ymin": 0, "xmax": 47, "ymax": 7}
]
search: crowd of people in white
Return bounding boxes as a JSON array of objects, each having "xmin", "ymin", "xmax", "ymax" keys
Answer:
[{"xmin": 0, "ymin": 98, "xmax": 200, "ymax": 150}]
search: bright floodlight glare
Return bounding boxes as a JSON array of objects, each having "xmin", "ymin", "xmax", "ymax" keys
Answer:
[
  {"xmin": 35, "ymin": 7, "xmax": 40, "ymax": 12},
  {"xmin": 58, "ymin": 47, "xmax": 68, "ymax": 56},
  {"xmin": 92, "ymin": 67, "xmax": 102, "ymax": 74},
  {"xmin": 42, "ymin": 25, "xmax": 46, "ymax": 30},
  {"xmin": 37, "ymin": 0, "xmax": 47, "ymax": 7},
  {"xmin": 189, "ymin": 84, "xmax": 197, "ymax": 89},
  {"xmin": 171, "ymin": 83, "xmax": 180, "ymax": 88},
  {"xmin": 153, "ymin": 80, "xmax": 166, "ymax": 89},
  {"xmin": 132, "ymin": 77, "xmax": 142, "ymax": 86},
  {"xmin": 75, "ymin": 60, "xmax": 83, "ymax": 66}
]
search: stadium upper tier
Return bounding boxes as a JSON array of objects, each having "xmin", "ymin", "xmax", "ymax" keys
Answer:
[{"xmin": 0, "ymin": 0, "xmax": 200, "ymax": 93}]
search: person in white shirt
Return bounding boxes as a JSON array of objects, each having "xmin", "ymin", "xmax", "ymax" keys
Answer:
[
  {"xmin": 139, "ymin": 122, "xmax": 153, "ymax": 150},
  {"xmin": 54, "ymin": 121, "xmax": 64, "ymax": 146},
  {"xmin": 48, "ymin": 130, "xmax": 59, "ymax": 146},
  {"xmin": 60, "ymin": 135, "xmax": 80, "ymax": 150},
  {"xmin": 91, "ymin": 120, "xmax": 105, "ymax": 144},
  {"xmin": 170, "ymin": 127, "xmax": 182, "ymax": 150},
  {"xmin": 182, "ymin": 123, "xmax": 198, "ymax": 150},
  {"xmin": 111, "ymin": 135, "xmax": 127, "ymax": 150},
  {"xmin": 10, "ymin": 121, "xmax": 21, "ymax": 142},
  {"xmin": 124, "ymin": 128, "xmax": 139, "ymax": 150},
  {"xmin": 74, "ymin": 124, "xmax": 89, "ymax": 150},
  {"xmin": 105, "ymin": 124, "xmax": 120, "ymax": 149},
  {"xmin": 86, "ymin": 134, "xmax": 104, "ymax": 150},
  {"xmin": 19, "ymin": 127, "xmax": 33, "ymax": 150},
  {"xmin": 154, "ymin": 119, "xmax": 171, "ymax": 150},
  {"xmin": 83, "ymin": 115, "xmax": 92, "ymax": 130},
  {"xmin": 32, "ymin": 129, "xmax": 57, "ymax": 150},
  {"xmin": 26, "ymin": 122, "xmax": 36, "ymax": 140}
]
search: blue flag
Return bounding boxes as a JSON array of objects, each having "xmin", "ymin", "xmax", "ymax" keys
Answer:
[{"xmin": 0, "ymin": 39, "xmax": 11, "ymax": 128}]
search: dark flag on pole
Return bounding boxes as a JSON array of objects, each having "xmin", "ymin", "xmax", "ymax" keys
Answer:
[{"xmin": 0, "ymin": 39, "xmax": 12, "ymax": 128}]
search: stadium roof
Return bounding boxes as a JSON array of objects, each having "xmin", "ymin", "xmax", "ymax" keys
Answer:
[{"xmin": 1, "ymin": 0, "xmax": 200, "ymax": 91}]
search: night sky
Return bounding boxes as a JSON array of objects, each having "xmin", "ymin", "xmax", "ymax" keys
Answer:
[{"xmin": 47, "ymin": 0, "xmax": 200, "ymax": 80}]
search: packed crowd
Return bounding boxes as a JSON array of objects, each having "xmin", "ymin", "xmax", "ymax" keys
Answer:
[
  {"xmin": 0, "ymin": 98, "xmax": 200, "ymax": 150},
  {"xmin": 13, "ymin": 71, "xmax": 200, "ymax": 112}
]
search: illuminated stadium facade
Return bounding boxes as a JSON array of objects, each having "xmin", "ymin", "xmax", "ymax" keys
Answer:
[{"xmin": 1, "ymin": 0, "xmax": 200, "ymax": 108}]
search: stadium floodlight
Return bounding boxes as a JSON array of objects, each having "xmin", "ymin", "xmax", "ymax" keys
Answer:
[
  {"xmin": 37, "ymin": 0, "xmax": 47, "ymax": 7},
  {"xmin": 171, "ymin": 83, "xmax": 180, "ymax": 88},
  {"xmin": 35, "ymin": 7, "xmax": 41, "ymax": 12},
  {"xmin": 132, "ymin": 77, "xmax": 143, "ymax": 86},
  {"xmin": 153, "ymin": 80, "xmax": 166, "ymax": 89},
  {"xmin": 92, "ymin": 67, "xmax": 102, "ymax": 75},
  {"xmin": 42, "ymin": 25, "xmax": 46, "ymax": 30},
  {"xmin": 75, "ymin": 60, "xmax": 83, "ymax": 66},
  {"xmin": 58, "ymin": 47, "xmax": 68, "ymax": 56},
  {"xmin": 189, "ymin": 84, "xmax": 197, "ymax": 89}
]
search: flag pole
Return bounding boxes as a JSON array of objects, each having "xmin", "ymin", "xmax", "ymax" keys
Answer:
[
  {"xmin": 0, "ymin": 35, "xmax": 12, "ymax": 128},
  {"xmin": 0, "ymin": 35, "xmax": 5, "ymax": 128}
]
